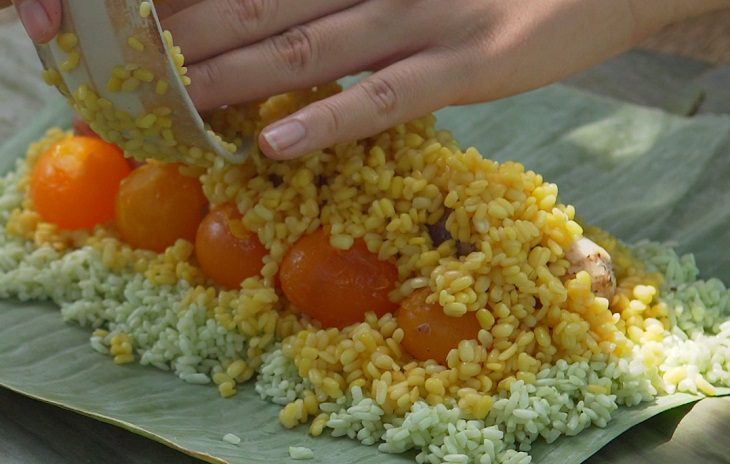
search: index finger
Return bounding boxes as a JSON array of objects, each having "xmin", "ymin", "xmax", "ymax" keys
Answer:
[
  {"xmin": 259, "ymin": 50, "xmax": 463, "ymax": 159},
  {"xmin": 162, "ymin": 0, "xmax": 362, "ymax": 64}
]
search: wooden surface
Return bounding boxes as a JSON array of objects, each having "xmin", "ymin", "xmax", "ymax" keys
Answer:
[{"xmin": 1, "ymin": 5, "xmax": 730, "ymax": 464}]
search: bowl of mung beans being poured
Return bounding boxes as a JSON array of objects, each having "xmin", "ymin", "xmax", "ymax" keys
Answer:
[
  {"xmin": 35, "ymin": 0, "xmax": 252, "ymax": 165},
  {"xmin": 2, "ymin": 1, "xmax": 730, "ymax": 464}
]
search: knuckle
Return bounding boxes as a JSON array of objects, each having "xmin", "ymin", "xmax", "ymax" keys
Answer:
[
  {"xmin": 199, "ymin": 59, "xmax": 223, "ymax": 86},
  {"xmin": 224, "ymin": 0, "xmax": 274, "ymax": 35},
  {"xmin": 312, "ymin": 100, "xmax": 342, "ymax": 134},
  {"xmin": 189, "ymin": 59, "xmax": 222, "ymax": 95},
  {"xmin": 359, "ymin": 76, "xmax": 399, "ymax": 115},
  {"xmin": 270, "ymin": 26, "xmax": 318, "ymax": 71}
]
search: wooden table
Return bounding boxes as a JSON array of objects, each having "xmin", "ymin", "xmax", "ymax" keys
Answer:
[{"xmin": 1, "ymin": 6, "xmax": 729, "ymax": 464}]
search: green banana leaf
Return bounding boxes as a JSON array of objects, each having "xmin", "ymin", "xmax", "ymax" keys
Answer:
[{"xmin": 2, "ymin": 87, "xmax": 730, "ymax": 464}]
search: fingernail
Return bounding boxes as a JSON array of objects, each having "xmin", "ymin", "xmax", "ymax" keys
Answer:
[
  {"xmin": 261, "ymin": 119, "xmax": 307, "ymax": 157},
  {"xmin": 16, "ymin": 0, "xmax": 52, "ymax": 43}
]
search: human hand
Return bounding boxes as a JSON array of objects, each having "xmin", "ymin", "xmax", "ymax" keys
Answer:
[
  {"xmin": 1, "ymin": 0, "xmax": 61, "ymax": 43},
  {"xmin": 161, "ymin": 0, "xmax": 730, "ymax": 160}
]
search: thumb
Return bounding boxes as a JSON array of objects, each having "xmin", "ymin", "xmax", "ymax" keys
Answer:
[{"xmin": 13, "ymin": 0, "xmax": 62, "ymax": 44}]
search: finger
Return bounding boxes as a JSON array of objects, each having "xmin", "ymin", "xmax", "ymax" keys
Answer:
[
  {"xmin": 186, "ymin": 1, "xmax": 430, "ymax": 111},
  {"xmin": 258, "ymin": 51, "xmax": 462, "ymax": 160},
  {"xmin": 163, "ymin": 0, "xmax": 362, "ymax": 64},
  {"xmin": 153, "ymin": 0, "xmax": 201, "ymax": 19},
  {"xmin": 14, "ymin": 0, "xmax": 61, "ymax": 43}
]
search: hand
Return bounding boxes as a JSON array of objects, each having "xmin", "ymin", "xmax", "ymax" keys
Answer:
[
  {"xmin": 1, "ymin": 0, "xmax": 61, "ymax": 43},
  {"xmin": 162, "ymin": 0, "xmax": 730, "ymax": 160}
]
